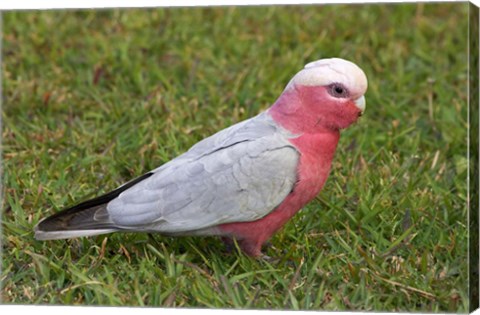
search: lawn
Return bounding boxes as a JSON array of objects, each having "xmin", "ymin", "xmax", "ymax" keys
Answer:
[{"xmin": 1, "ymin": 3, "xmax": 471, "ymax": 311}]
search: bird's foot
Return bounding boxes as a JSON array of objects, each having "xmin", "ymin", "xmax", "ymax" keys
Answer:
[{"xmin": 259, "ymin": 254, "xmax": 280, "ymax": 263}]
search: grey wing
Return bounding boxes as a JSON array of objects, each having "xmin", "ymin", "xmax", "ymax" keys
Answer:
[
  {"xmin": 105, "ymin": 113, "xmax": 299, "ymax": 233},
  {"xmin": 151, "ymin": 111, "xmax": 284, "ymax": 169}
]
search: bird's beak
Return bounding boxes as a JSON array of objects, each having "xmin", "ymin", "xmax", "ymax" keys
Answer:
[{"xmin": 354, "ymin": 95, "xmax": 366, "ymax": 115}]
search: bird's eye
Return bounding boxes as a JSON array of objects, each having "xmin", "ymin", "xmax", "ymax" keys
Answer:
[{"xmin": 329, "ymin": 83, "xmax": 349, "ymax": 98}]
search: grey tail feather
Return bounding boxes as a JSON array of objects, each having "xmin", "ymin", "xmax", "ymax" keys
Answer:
[{"xmin": 34, "ymin": 172, "xmax": 154, "ymax": 240}]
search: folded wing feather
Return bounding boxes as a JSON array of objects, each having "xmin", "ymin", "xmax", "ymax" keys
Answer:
[{"xmin": 106, "ymin": 112, "xmax": 299, "ymax": 233}]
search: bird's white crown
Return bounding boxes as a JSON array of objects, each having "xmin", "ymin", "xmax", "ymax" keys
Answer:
[{"xmin": 285, "ymin": 58, "xmax": 368, "ymax": 98}]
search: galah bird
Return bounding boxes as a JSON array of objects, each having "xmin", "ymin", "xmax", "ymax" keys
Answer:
[{"xmin": 35, "ymin": 58, "xmax": 368, "ymax": 257}]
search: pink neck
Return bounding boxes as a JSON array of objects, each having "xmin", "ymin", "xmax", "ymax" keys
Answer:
[{"xmin": 268, "ymin": 88, "xmax": 337, "ymax": 134}]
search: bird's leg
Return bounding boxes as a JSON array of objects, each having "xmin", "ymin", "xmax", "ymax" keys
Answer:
[
  {"xmin": 241, "ymin": 239, "xmax": 285, "ymax": 263},
  {"xmin": 238, "ymin": 238, "xmax": 264, "ymax": 258},
  {"xmin": 222, "ymin": 236, "xmax": 274, "ymax": 260},
  {"xmin": 221, "ymin": 236, "xmax": 262, "ymax": 257}
]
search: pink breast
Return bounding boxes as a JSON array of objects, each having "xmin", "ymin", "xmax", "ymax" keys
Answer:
[{"xmin": 218, "ymin": 131, "xmax": 340, "ymax": 245}]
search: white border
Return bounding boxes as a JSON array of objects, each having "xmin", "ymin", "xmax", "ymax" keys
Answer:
[
  {"xmin": 1, "ymin": 1, "xmax": 478, "ymax": 315},
  {"xmin": 0, "ymin": 0, "xmax": 476, "ymax": 10}
]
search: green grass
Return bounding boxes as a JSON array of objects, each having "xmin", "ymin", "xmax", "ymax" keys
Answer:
[{"xmin": 1, "ymin": 3, "xmax": 470, "ymax": 311}]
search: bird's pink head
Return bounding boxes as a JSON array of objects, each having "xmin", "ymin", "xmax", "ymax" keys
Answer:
[{"xmin": 269, "ymin": 58, "xmax": 368, "ymax": 133}]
